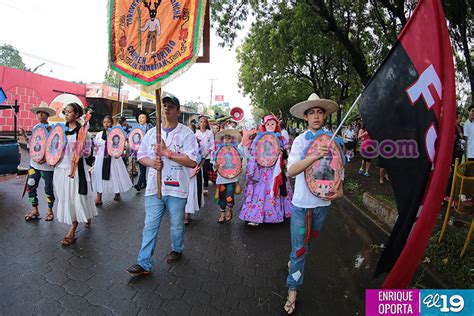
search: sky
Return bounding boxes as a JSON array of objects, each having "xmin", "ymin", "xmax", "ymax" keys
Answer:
[{"xmin": 0, "ymin": 0, "xmax": 252, "ymax": 116}]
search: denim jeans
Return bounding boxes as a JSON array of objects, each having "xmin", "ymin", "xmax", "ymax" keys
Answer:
[
  {"xmin": 218, "ymin": 183, "xmax": 236, "ymax": 210},
  {"xmin": 27, "ymin": 167, "xmax": 55, "ymax": 208},
  {"xmin": 137, "ymin": 194, "xmax": 187, "ymax": 271},
  {"xmin": 286, "ymin": 205, "xmax": 329, "ymax": 290}
]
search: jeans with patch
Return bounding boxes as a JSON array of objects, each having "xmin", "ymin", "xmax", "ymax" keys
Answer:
[
  {"xmin": 27, "ymin": 167, "xmax": 55, "ymax": 208},
  {"xmin": 286, "ymin": 205, "xmax": 329, "ymax": 290},
  {"xmin": 217, "ymin": 183, "xmax": 236, "ymax": 210},
  {"xmin": 137, "ymin": 195, "xmax": 187, "ymax": 271}
]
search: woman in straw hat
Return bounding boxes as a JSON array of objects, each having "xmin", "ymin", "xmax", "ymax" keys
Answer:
[
  {"xmin": 283, "ymin": 93, "xmax": 344, "ymax": 314},
  {"xmin": 24, "ymin": 101, "xmax": 57, "ymax": 222}
]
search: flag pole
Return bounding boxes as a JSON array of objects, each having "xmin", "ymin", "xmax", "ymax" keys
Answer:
[
  {"xmin": 155, "ymin": 88, "xmax": 162, "ymax": 199},
  {"xmin": 329, "ymin": 93, "xmax": 362, "ymax": 144}
]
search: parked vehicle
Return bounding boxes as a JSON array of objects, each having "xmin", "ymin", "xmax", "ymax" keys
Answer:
[
  {"xmin": 0, "ymin": 90, "xmax": 21, "ymax": 175},
  {"xmin": 0, "ymin": 137, "xmax": 20, "ymax": 175}
]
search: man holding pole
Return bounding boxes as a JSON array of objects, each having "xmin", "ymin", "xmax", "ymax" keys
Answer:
[{"xmin": 127, "ymin": 96, "xmax": 198, "ymax": 276}]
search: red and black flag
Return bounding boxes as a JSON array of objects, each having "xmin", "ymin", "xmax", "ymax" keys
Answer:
[{"xmin": 358, "ymin": 0, "xmax": 455, "ymax": 288}]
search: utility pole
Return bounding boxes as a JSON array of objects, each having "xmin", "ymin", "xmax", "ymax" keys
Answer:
[
  {"xmin": 209, "ymin": 78, "xmax": 218, "ymax": 117},
  {"xmin": 209, "ymin": 78, "xmax": 214, "ymax": 108}
]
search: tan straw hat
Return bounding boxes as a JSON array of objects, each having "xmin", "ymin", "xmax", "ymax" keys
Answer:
[
  {"xmin": 216, "ymin": 129, "xmax": 242, "ymax": 143},
  {"xmin": 290, "ymin": 93, "xmax": 338, "ymax": 119},
  {"xmin": 30, "ymin": 101, "xmax": 56, "ymax": 117}
]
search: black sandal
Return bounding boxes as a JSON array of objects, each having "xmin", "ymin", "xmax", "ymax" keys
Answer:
[
  {"xmin": 44, "ymin": 213, "xmax": 54, "ymax": 221},
  {"xmin": 25, "ymin": 212, "xmax": 41, "ymax": 221}
]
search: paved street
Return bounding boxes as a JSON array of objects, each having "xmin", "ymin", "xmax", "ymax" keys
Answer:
[{"xmin": 1, "ymin": 175, "xmax": 385, "ymax": 315}]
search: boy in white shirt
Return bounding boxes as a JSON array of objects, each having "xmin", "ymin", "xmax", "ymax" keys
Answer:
[
  {"xmin": 127, "ymin": 96, "xmax": 199, "ymax": 276},
  {"xmin": 283, "ymin": 94, "xmax": 344, "ymax": 314}
]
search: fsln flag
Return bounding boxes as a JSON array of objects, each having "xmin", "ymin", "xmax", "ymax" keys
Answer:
[
  {"xmin": 358, "ymin": 0, "xmax": 455, "ymax": 288},
  {"xmin": 109, "ymin": 0, "xmax": 207, "ymax": 86}
]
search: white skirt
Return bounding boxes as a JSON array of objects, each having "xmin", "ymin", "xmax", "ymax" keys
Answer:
[
  {"xmin": 54, "ymin": 167, "xmax": 98, "ymax": 225},
  {"xmin": 185, "ymin": 175, "xmax": 204, "ymax": 214},
  {"xmin": 92, "ymin": 157, "xmax": 133, "ymax": 194}
]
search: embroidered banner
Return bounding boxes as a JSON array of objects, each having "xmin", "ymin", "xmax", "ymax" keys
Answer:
[{"xmin": 109, "ymin": 0, "xmax": 207, "ymax": 86}]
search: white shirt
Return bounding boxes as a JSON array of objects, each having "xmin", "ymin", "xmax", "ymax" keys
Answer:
[
  {"xmin": 195, "ymin": 129, "xmax": 214, "ymax": 159},
  {"xmin": 288, "ymin": 130, "xmax": 331, "ymax": 209},
  {"xmin": 344, "ymin": 129, "xmax": 355, "ymax": 143},
  {"xmin": 141, "ymin": 19, "xmax": 161, "ymax": 33},
  {"xmin": 56, "ymin": 132, "xmax": 93, "ymax": 170},
  {"xmin": 137, "ymin": 124, "xmax": 198, "ymax": 198},
  {"xmin": 29, "ymin": 123, "xmax": 54, "ymax": 172},
  {"xmin": 464, "ymin": 119, "xmax": 474, "ymax": 158}
]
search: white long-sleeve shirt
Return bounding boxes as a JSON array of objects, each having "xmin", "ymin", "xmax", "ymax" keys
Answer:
[{"xmin": 137, "ymin": 124, "xmax": 198, "ymax": 198}]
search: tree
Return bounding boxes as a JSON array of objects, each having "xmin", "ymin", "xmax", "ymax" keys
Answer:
[
  {"xmin": 236, "ymin": 2, "xmax": 361, "ymax": 128},
  {"xmin": 211, "ymin": 104, "xmax": 230, "ymax": 118},
  {"xmin": 104, "ymin": 66, "xmax": 121, "ymax": 88},
  {"xmin": 0, "ymin": 44, "xmax": 26, "ymax": 70},
  {"xmin": 212, "ymin": 0, "xmax": 473, "ymax": 106}
]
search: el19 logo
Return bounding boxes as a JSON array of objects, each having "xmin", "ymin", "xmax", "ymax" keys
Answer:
[
  {"xmin": 422, "ymin": 294, "xmax": 464, "ymax": 313},
  {"xmin": 421, "ymin": 290, "xmax": 472, "ymax": 315}
]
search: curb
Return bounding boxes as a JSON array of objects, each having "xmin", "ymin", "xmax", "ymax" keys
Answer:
[{"xmin": 340, "ymin": 194, "xmax": 452, "ymax": 289}]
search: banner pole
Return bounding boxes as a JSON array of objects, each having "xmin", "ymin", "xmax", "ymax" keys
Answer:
[
  {"xmin": 155, "ymin": 88, "xmax": 162, "ymax": 199},
  {"xmin": 329, "ymin": 93, "xmax": 362, "ymax": 144}
]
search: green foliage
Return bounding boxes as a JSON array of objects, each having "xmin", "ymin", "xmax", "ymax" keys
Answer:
[
  {"xmin": 423, "ymin": 230, "xmax": 473, "ymax": 288},
  {"xmin": 0, "ymin": 44, "xmax": 26, "ymax": 70},
  {"xmin": 212, "ymin": 0, "xmax": 473, "ymax": 109},
  {"xmin": 104, "ymin": 66, "xmax": 121, "ymax": 88},
  {"xmin": 237, "ymin": 2, "xmax": 362, "ymax": 124},
  {"xmin": 211, "ymin": 104, "xmax": 230, "ymax": 117}
]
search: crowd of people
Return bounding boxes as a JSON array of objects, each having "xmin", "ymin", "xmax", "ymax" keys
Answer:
[{"xmin": 21, "ymin": 93, "xmax": 473, "ymax": 314}]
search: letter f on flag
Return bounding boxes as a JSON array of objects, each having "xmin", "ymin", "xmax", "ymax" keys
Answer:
[{"xmin": 358, "ymin": 0, "xmax": 456, "ymax": 288}]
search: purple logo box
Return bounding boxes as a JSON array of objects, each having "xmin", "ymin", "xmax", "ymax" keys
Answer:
[{"xmin": 366, "ymin": 289, "xmax": 420, "ymax": 316}]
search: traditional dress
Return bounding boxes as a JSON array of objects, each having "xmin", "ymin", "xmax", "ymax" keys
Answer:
[
  {"xmin": 195, "ymin": 128, "xmax": 214, "ymax": 188},
  {"xmin": 239, "ymin": 132, "xmax": 292, "ymax": 224},
  {"xmin": 92, "ymin": 130, "xmax": 133, "ymax": 194},
  {"xmin": 185, "ymin": 142, "xmax": 204, "ymax": 214},
  {"xmin": 54, "ymin": 125, "xmax": 97, "ymax": 225}
]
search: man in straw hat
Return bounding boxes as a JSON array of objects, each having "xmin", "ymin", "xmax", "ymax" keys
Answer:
[
  {"xmin": 283, "ymin": 93, "xmax": 344, "ymax": 314},
  {"xmin": 24, "ymin": 101, "xmax": 57, "ymax": 222}
]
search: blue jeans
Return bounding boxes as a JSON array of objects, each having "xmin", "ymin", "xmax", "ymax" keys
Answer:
[
  {"xmin": 286, "ymin": 205, "xmax": 329, "ymax": 290},
  {"xmin": 137, "ymin": 195, "xmax": 187, "ymax": 271}
]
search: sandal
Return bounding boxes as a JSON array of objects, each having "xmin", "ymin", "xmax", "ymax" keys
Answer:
[
  {"xmin": 225, "ymin": 208, "xmax": 233, "ymax": 222},
  {"xmin": 95, "ymin": 200, "xmax": 103, "ymax": 206},
  {"xmin": 85, "ymin": 219, "xmax": 91, "ymax": 228},
  {"xmin": 61, "ymin": 236, "xmax": 76, "ymax": 247},
  {"xmin": 184, "ymin": 216, "xmax": 190, "ymax": 225},
  {"xmin": 284, "ymin": 291, "xmax": 297, "ymax": 314},
  {"xmin": 25, "ymin": 211, "xmax": 41, "ymax": 221},
  {"xmin": 218, "ymin": 212, "xmax": 225, "ymax": 223},
  {"xmin": 114, "ymin": 194, "xmax": 121, "ymax": 201},
  {"xmin": 44, "ymin": 213, "xmax": 54, "ymax": 221}
]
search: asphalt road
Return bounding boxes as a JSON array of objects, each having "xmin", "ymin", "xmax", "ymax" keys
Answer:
[{"xmin": 0, "ymin": 174, "xmax": 385, "ymax": 315}]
